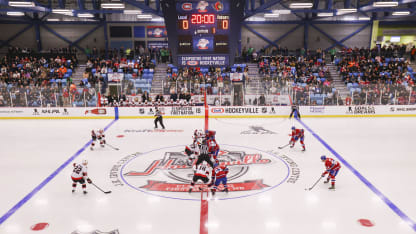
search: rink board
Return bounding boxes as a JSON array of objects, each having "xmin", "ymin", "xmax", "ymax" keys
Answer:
[{"xmin": 0, "ymin": 105, "xmax": 415, "ymax": 119}]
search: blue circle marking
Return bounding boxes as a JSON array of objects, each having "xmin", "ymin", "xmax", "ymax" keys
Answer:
[{"xmin": 120, "ymin": 144, "xmax": 291, "ymax": 201}]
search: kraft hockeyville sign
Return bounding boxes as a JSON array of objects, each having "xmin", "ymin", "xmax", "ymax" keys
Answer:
[{"xmin": 113, "ymin": 145, "xmax": 293, "ymax": 200}]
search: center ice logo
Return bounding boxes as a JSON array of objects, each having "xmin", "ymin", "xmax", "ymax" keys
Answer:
[{"xmin": 115, "ymin": 145, "xmax": 291, "ymax": 200}]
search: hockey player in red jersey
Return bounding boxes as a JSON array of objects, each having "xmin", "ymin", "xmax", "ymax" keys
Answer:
[
  {"xmin": 320, "ymin": 155, "xmax": 341, "ymax": 190},
  {"xmin": 209, "ymin": 163, "xmax": 229, "ymax": 195},
  {"xmin": 71, "ymin": 160, "xmax": 92, "ymax": 194},
  {"xmin": 289, "ymin": 126, "xmax": 305, "ymax": 151},
  {"xmin": 91, "ymin": 129, "xmax": 106, "ymax": 150},
  {"xmin": 206, "ymin": 130, "xmax": 220, "ymax": 164}
]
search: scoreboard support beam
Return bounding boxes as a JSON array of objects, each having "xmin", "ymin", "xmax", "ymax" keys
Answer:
[
  {"xmin": 243, "ymin": 24, "xmax": 279, "ymax": 49},
  {"xmin": 303, "ymin": 21, "xmax": 308, "ymax": 50}
]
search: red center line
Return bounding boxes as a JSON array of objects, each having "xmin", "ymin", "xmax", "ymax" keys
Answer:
[{"xmin": 200, "ymin": 196, "xmax": 209, "ymax": 234}]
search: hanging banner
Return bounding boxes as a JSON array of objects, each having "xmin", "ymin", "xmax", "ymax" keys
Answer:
[{"xmin": 147, "ymin": 26, "xmax": 168, "ymax": 38}]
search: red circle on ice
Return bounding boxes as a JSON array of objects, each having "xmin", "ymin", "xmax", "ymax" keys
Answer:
[
  {"xmin": 30, "ymin": 222, "xmax": 49, "ymax": 231},
  {"xmin": 117, "ymin": 135, "xmax": 125, "ymax": 138},
  {"xmin": 358, "ymin": 219, "xmax": 375, "ymax": 227}
]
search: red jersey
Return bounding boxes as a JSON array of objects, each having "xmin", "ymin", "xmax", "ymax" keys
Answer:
[
  {"xmin": 212, "ymin": 165, "xmax": 229, "ymax": 179},
  {"xmin": 324, "ymin": 158, "xmax": 341, "ymax": 172},
  {"xmin": 290, "ymin": 129, "xmax": 304, "ymax": 138},
  {"xmin": 207, "ymin": 139, "xmax": 219, "ymax": 153}
]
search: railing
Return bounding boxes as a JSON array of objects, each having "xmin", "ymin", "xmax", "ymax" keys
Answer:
[{"xmin": 0, "ymin": 85, "xmax": 98, "ymax": 107}]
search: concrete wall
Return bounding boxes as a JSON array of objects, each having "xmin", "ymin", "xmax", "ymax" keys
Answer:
[
  {"xmin": 1, "ymin": 22, "xmax": 371, "ymax": 53},
  {"xmin": 241, "ymin": 23, "xmax": 371, "ymax": 51}
]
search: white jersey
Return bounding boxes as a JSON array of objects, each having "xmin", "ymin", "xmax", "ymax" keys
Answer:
[
  {"xmin": 193, "ymin": 163, "xmax": 210, "ymax": 178},
  {"xmin": 71, "ymin": 163, "xmax": 88, "ymax": 180}
]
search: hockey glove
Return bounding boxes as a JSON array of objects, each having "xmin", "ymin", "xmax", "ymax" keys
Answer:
[{"xmin": 87, "ymin": 178, "xmax": 92, "ymax": 184}]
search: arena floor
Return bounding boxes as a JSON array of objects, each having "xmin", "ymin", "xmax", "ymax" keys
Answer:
[{"xmin": 0, "ymin": 116, "xmax": 415, "ymax": 234}]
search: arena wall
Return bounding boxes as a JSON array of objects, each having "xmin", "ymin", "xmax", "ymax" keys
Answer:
[{"xmin": 0, "ymin": 105, "xmax": 415, "ymax": 119}]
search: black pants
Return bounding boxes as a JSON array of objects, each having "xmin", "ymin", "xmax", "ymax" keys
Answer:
[
  {"xmin": 289, "ymin": 110, "xmax": 301, "ymax": 119},
  {"xmin": 196, "ymin": 154, "xmax": 214, "ymax": 168},
  {"xmin": 154, "ymin": 116, "xmax": 165, "ymax": 129}
]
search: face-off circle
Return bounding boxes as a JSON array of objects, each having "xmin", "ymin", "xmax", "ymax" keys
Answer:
[{"xmin": 119, "ymin": 144, "xmax": 290, "ymax": 201}]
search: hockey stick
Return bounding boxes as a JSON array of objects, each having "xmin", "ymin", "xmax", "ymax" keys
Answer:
[
  {"xmin": 305, "ymin": 176, "xmax": 323, "ymax": 191},
  {"xmin": 278, "ymin": 143, "xmax": 290, "ymax": 149},
  {"xmin": 105, "ymin": 143, "xmax": 119, "ymax": 151},
  {"xmin": 91, "ymin": 182, "xmax": 112, "ymax": 194}
]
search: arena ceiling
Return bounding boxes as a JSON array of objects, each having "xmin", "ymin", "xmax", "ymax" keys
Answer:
[{"xmin": 0, "ymin": 0, "xmax": 415, "ymax": 22}]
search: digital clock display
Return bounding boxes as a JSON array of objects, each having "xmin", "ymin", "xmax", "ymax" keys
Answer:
[{"xmin": 191, "ymin": 14, "xmax": 215, "ymax": 24}]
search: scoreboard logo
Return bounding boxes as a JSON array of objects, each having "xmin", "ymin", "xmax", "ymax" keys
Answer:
[
  {"xmin": 196, "ymin": 0, "xmax": 209, "ymax": 12},
  {"xmin": 197, "ymin": 38, "xmax": 210, "ymax": 49},
  {"xmin": 181, "ymin": 3, "xmax": 192, "ymax": 10},
  {"xmin": 187, "ymin": 61, "xmax": 199, "ymax": 66},
  {"xmin": 214, "ymin": 1, "xmax": 224, "ymax": 11}
]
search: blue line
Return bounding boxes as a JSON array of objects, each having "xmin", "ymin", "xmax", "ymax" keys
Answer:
[
  {"xmin": 0, "ymin": 118, "xmax": 118, "ymax": 226},
  {"xmin": 114, "ymin": 107, "xmax": 119, "ymax": 120},
  {"xmin": 297, "ymin": 118, "xmax": 416, "ymax": 232}
]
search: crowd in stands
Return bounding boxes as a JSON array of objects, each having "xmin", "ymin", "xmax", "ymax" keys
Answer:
[{"xmin": 335, "ymin": 45, "xmax": 415, "ymax": 105}]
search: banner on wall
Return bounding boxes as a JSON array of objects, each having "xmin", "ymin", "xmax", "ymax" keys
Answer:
[
  {"xmin": 147, "ymin": 26, "xmax": 167, "ymax": 38},
  {"xmin": 147, "ymin": 41, "xmax": 169, "ymax": 48},
  {"xmin": 108, "ymin": 73, "xmax": 124, "ymax": 82},
  {"xmin": 230, "ymin": 73, "xmax": 243, "ymax": 82},
  {"xmin": 178, "ymin": 55, "xmax": 229, "ymax": 66}
]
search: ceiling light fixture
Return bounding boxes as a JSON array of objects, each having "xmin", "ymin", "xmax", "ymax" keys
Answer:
[
  {"xmin": 8, "ymin": 1, "xmax": 35, "ymax": 7},
  {"xmin": 289, "ymin": 3, "xmax": 313, "ymax": 8},
  {"xmin": 101, "ymin": 3, "xmax": 125, "ymax": 8},
  {"xmin": 7, "ymin": 11, "xmax": 25, "ymax": 16},
  {"xmin": 372, "ymin": 1, "xmax": 398, "ymax": 7},
  {"xmin": 317, "ymin": 12, "xmax": 334, "ymax": 17},
  {"xmin": 392, "ymin": 11, "xmax": 410, "ymax": 15},
  {"xmin": 77, "ymin": 13, "xmax": 94, "ymax": 18},
  {"xmin": 123, "ymin": 10, "xmax": 142, "ymax": 14}
]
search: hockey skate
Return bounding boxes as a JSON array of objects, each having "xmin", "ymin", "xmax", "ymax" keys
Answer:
[
  {"xmin": 72, "ymin": 189, "xmax": 75, "ymax": 193},
  {"xmin": 324, "ymin": 179, "xmax": 330, "ymax": 184},
  {"xmin": 90, "ymin": 146, "xmax": 94, "ymax": 151},
  {"xmin": 83, "ymin": 191, "xmax": 88, "ymax": 194},
  {"xmin": 302, "ymin": 148, "xmax": 306, "ymax": 151},
  {"xmin": 188, "ymin": 188, "xmax": 192, "ymax": 193},
  {"xmin": 290, "ymin": 145, "xmax": 294, "ymax": 148},
  {"xmin": 328, "ymin": 185, "xmax": 335, "ymax": 190},
  {"xmin": 224, "ymin": 188, "xmax": 229, "ymax": 193},
  {"xmin": 211, "ymin": 189, "xmax": 216, "ymax": 196}
]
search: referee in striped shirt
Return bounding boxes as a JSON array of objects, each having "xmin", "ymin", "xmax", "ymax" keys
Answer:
[{"xmin": 154, "ymin": 106, "xmax": 165, "ymax": 129}]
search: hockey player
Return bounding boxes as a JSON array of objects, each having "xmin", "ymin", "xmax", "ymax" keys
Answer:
[
  {"xmin": 289, "ymin": 126, "xmax": 305, "ymax": 151},
  {"xmin": 206, "ymin": 130, "xmax": 220, "ymax": 164},
  {"xmin": 210, "ymin": 163, "xmax": 229, "ymax": 195},
  {"xmin": 184, "ymin": 130, "xmax": 205, "ymax": 166},
  {"xmin": 91, "ymin": 129, "xmax": 106, "ymax": 150},
  {"xmin": 320, "ymin": 155, "xmax": 341, "ymax": 190},
  {"xmin": 71, "ymin": 160, "xmax": 92, "ymax": 194},
  {"xmin": 188, "ymin": 161, "xmax": 211, "ymax": 193}
]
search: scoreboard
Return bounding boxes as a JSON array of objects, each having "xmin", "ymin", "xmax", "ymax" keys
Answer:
[{"xmin": 176, "ymin": 0, "xmax": 231, "ymax": 66}]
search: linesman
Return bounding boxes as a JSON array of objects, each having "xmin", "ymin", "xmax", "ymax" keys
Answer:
[
  {"xmin": 154, "ymin": 106, "xmax": 165, "ymax": 129},
  {"xmin": 289, "ymin": 104, "xmax": 301, "ymax": 119}
]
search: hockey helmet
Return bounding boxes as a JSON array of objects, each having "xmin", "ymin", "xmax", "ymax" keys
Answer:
[
  {"xmin": 320, "ymin": 155, "xmax": 326, "ymax": 161},
  {"xmin": 291, "ymin": 126, "xmax": 296, "ymax": 130}
]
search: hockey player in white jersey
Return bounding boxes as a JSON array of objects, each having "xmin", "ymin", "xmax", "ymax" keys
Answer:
[
  {"xmin": 184, "ymin": 130, "xmax": 204, "ymax": 166},
  {"xmin": 188, "ymin": 161, "xmax": 211, "ymax": 193},
  {"xmin": 71, "ymin": 160, "xmax": 92, "ymax": 194},
  {"xmin": 91, "ymin": 129, "xmax": 106, "ymax": 150}
]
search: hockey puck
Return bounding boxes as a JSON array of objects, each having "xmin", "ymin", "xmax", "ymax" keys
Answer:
[
  {"xmin": 30, "ymin": 222, "xmax": 49, "ymax": 231},
  {"xmin": 117, "ymin": 135, "xmax": 125, "ymax": 138}
]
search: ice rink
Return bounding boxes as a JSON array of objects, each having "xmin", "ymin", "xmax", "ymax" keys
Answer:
[{"xmin": 0, "ymin": 116, "xmax": 415, "ymax": 234}]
